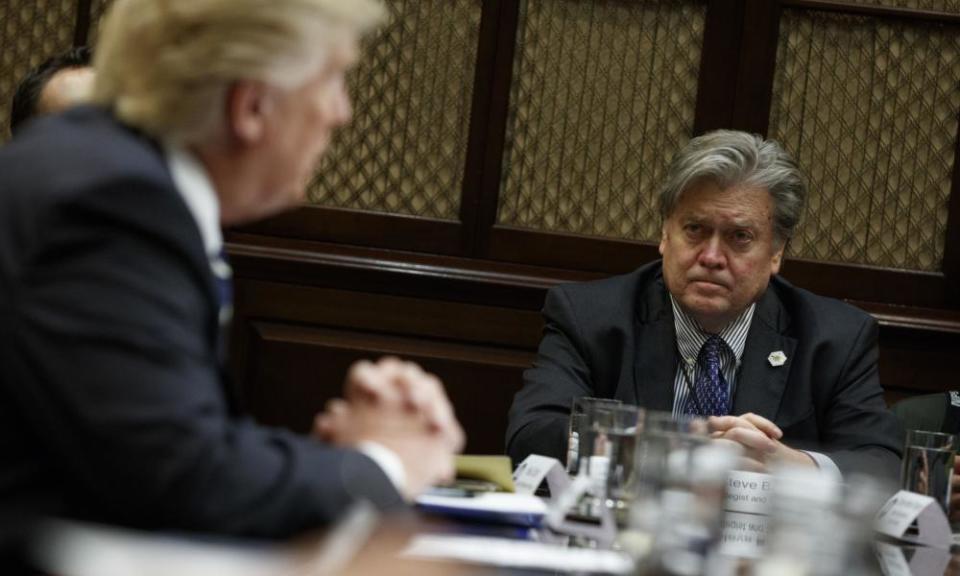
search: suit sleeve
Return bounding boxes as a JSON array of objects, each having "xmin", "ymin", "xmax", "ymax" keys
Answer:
[
  {"xmin": 820, "ymin": 316, "xmax": 902, "ymax": 480},
  {"xmin": 505, "ymin": 286, "xmax": 596, "ymax": 465},
  {"xmin": 9, "ymin": 179, "xmax": 402, "ymax": 538}
]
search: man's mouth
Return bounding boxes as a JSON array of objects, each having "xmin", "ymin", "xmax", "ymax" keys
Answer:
[{"xmin": 689, "ymin": 278, "xmax": 728, "ymax": 290}]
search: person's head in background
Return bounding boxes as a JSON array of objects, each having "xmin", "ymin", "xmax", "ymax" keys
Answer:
[
  {"xmin": 92, "ymin": 0, "xmax": 383, "ymax": 226},
  {"xmin": 9, "ymin": 46, "xmax": 95, "ymax": 136}
]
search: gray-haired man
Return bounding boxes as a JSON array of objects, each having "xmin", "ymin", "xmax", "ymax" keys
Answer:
[{"xmin": 506, "ymin": 130, "xmax": 901, "ymax": 480}]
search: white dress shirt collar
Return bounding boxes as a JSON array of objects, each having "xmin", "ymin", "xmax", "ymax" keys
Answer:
[
  {"xmin": 669, "ymin": 295, "xmax": 755, "ymax": 366},
  {"xmin": 164, "ymin": 142, "xmax": 222, "ymax": 259}
]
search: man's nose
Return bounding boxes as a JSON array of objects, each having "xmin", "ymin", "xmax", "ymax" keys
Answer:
[{"xmin": 698, "ymin": 235, "xmax": 726, "ymax": 268}]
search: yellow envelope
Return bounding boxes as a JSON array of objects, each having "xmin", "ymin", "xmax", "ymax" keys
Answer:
[{"xmin": 455, "ymin": 455, "xmax": 515, "ymax": 492}]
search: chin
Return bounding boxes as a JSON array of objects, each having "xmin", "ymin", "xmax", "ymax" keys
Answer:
[{"xmin": 681, "ymin": 295, "xmax": 730, "ymax": 317}]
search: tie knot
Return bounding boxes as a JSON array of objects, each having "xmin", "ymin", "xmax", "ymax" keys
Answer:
[{"xmin": 699, "ymin": 334, "xmax": 723, "ymax": 361}]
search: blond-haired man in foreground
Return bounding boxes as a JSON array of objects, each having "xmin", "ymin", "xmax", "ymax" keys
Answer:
[{"xmin": 0, "ymin": 0, "xmax": 462, "ymax": 538}]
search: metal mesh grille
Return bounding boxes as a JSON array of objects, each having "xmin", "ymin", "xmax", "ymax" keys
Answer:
[
  {"xmin": 850, "ymin": 0, "xmax": 960, "ymax": 12},
  {"xmin": 497, "ymin": 0, "xmax": 706, "ymax": 241},
  {"xmin": 0, "ymin": 0, "xmax": 78, "ymax": 143},
  {"xmin": 307, "ymin": 0, "xmax": 481, "ymax": 220},
  {"xmin": 769, "ymin": 10, "xmax": 960, "ymax": 272}
]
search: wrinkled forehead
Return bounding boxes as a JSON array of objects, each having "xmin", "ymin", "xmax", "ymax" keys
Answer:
[{"xmin": 670, "ymin": 178, "xmax": 774, "ymax": 216}]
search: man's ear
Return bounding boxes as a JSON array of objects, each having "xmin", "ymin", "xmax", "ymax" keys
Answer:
[
  {"xmin": 225, "ymin": 80, "xmax": 272, "ymax": 145},
  {"xmin": 770, "ymin": 242, "xmax": 786, "ymax": 275},
  {"xmin": 658, "ymin": 223, "xmax": 667, "ymax": 256}
]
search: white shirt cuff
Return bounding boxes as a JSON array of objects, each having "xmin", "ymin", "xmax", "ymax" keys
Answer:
[
  {"xmin": 803, "ymin": 450, "xmax": 842, "ymax": 482},
  {"xmin": 357, "ymin": 441, "xmax": 407, "ymax": 497}
]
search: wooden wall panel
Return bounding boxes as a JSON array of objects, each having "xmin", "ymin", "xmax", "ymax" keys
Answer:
[
  {"xmin": 241, "ymin": 321, "xmax": 532, "ymax": 455},
  {"xmin": 231, "ymin": 277, "xmax": 540, "ymax": 455},
  {"xmin": 878, "ymin": 324, "xmax": 960, "ymax": 404}
]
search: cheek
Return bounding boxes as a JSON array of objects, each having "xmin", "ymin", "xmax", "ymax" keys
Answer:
[
  {"xmin": 731, "ymin": 257, "xmax": 772, "ymax": 292},
  {"xmin": 304, "ymin": 111, "xmax": 333, "ymax": 152}
]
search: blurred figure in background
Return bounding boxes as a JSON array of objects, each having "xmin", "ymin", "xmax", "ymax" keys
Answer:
[
  {"xmin": 0, "ymin": 0, "xmax": 462, "ymax": 547},
  {"xmin": 9, "ymin": 46, "xmax": 95, "ymax": 136}
]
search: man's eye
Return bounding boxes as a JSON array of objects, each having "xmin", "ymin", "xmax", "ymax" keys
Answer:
[
  {"xmin": 732, "ymin": 230, "xmax": 753, "ymax": 244},
  {"xmin": 683, "ymin": 224, "xmax": 701, "ymax": 234}
]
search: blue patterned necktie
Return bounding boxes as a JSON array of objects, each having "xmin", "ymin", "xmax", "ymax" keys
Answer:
[{"xmin": 686, "ymin": 334, "xmax": 729, "ymax": 416}]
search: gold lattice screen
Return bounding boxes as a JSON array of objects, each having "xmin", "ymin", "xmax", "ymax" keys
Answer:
[
  {"xmin": 496, "ymin": 0, "xmax": 706, "ymax": 241},
  {"xmin": 769, "ymin": 10, "xmax": 960, "ymax": 272},
  {"xmin": 0, "ymin": 0, "xmax": 78, "ymax": 143},
  {"xmin": 307, "ymin": 0, "xmax": 482, "ymax": 220},
  {"xmin": 88, "ymin": 0, "xmax": 113, "ymax": 44}
]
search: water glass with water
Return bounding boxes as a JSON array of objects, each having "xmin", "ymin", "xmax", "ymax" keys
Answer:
[
  {"xmin": 566, "ymin": 397, "xmax": 622, "ymax": 475},
  {"xmin": 901, "ymin": 429, "xmax": 955, "ymax": 515}
]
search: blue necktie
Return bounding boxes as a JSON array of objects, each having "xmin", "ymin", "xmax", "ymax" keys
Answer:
[
  {"xmin": 686, "ymin": 335, "xmax": 729, "ymax": 417},
  {"xmin": 210, "ymin": 250, "xmax": 233, "ymax": 364}
]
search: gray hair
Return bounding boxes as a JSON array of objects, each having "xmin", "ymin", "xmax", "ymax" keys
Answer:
[{"xmin": 658, "ymin": 130, "xmax": 806, "ymax": 245}]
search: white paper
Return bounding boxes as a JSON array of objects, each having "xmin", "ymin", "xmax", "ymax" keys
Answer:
[
  {"xmin": 513, "ymin": 454, "xmax": 571, "ymax": 497},
  {"xmin": 402, "ymin": 534, "xmax": 634, "ymax": 573},
  {"xmin": 874, "ymin": 542, "xmax": 912, "ymax": 576},
  {"xmin": 875, "ymin": 490, "xmax": 951, "ymax": 549}
]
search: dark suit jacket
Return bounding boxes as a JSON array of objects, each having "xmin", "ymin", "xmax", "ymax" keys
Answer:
[
  {"xmin": 506, "ymin": 261, "xmax": 902, "ymax": 480},
  {"xmin": 0, "ymin": 107, "xmax": 402, "ymax": 538}
]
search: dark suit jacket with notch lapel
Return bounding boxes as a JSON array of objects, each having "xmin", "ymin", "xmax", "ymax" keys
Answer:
[
  {"xmin": 506, "ymin": 260, "xmax": 902, "ymax": 480},
  {"xmin": 0, "ymin": 107, "xmax": 402, "ymax": 538}
]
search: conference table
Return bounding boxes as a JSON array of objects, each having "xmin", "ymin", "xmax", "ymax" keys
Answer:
[{"xmin": 20, "ymin": 494, "xmax": 960, "ymax": 575}]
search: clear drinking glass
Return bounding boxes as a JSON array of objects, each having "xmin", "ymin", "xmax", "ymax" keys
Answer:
[
  {"xmin": 624, "ymin": 411, "xmax": 716, "ymax": 567},
  {"xmin": 565, "ymin": 401, "xmax": 638, "ymax": 525},
  {"xmin": 632, "ymin": 411, "xmax": 710, "ymax": 495},
  {"xmin": 901, "ymin": 429, "xmax": 955, "ymax": 515},
  {"xmin": 596, "ymin": 404, "xmax": 644, "ymax": 521},
  {"xmin": 566, "ymin": 397, "xmax": 622, "ymax": 475}
]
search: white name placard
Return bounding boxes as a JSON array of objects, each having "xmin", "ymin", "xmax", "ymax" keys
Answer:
[
  {"xmin": 725, "ymin": 471, "xmax": 774, "ymax": 515},
  {"xmin": 513, "ymin": 455, "xmax": 571, "ymax": 497},
  {"xmin": 875, "ymin": 490, "xmax": 951, "ymax": 550},
  {"xmin": 720, "ymin": 511, "xmax": 770, "ymax": 558},
  {"xmin": 875, "ymin": 542, "xmax": 951, "ymax": 576}
]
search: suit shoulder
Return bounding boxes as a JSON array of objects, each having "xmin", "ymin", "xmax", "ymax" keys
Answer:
[
  {"xmin": 552, "ymin": 270, "xmax": 638, "ymax": 301},
  {"xmin": 0, "ymin": 106, "xmax": 170, "ymax": 199},
  {"xmin": 552, "ymin": 262, "xmax": 657, "ymax": 302},
  {"xmin": 545, "ymin": 263, "xmax": 661, "ymax": 324},
  {"xmin": 770, "ymin": 275, "xmax": 874, "ymax": 331}
]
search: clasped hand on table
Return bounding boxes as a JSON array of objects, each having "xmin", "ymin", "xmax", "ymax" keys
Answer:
[
  {"xmin": 708, "ymin": 413, "xmax": 816, "ymax": 472},
  {"xmin": 312, "ymin": 357, "xmax": 465, "ymax": 500}
]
